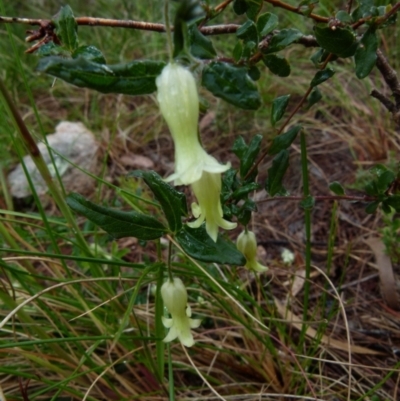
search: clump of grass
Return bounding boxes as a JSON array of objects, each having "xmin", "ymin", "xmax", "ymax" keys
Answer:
[{"xmin": 1, "ymin": 1, "xmax": 400, "ymax": 401}]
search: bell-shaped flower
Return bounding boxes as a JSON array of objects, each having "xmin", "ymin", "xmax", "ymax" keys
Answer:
[
  {"xmin": 236, "ymin": 230, "xmax": 268, "ymax": 273},
  {"xmin": 188, "ymin": 171, "xmax": 237, "ymax": 242},
  {"xmin": 156, "ymin": 63, "xmax": 230, "ymax": 185},
  {"xmin": 161, "ymin": 277, "xmax": 201, "ymax": 347}
]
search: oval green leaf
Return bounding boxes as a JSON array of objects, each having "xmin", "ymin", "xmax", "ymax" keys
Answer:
[
  {"xmin": 202, "ymin": 62, "xmax": 261, "ymax": 110},
  {"xmin": 271, "ymin": 94, "xmax": 290, "ymax": 126},
  {"xmin": 262, "ymin": 54, "xmax": 291, "ymax": 77},
  {"xmin": 354, "ymin": 28, "xmax": 378, "ymax": 79},
  {"xmin": 268, "ymin": 125, "xmax": 302, "ymax": 155},
  {"xmin": 265, "ymin": 149, "xmax": 289, "ymax": 196},
  {"xmin": 314, "ymin": 25, "xmax": 357, "ymax": 58}
]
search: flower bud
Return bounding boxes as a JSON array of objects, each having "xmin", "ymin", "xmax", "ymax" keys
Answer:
[{"xmin": 236, "ymin": 230, "xmax": 268, "ymax": 272}]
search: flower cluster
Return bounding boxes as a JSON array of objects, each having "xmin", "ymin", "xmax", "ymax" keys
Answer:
[{"xmin": 156, "ymin": 63, "xmax": 236, "ymax": 241}]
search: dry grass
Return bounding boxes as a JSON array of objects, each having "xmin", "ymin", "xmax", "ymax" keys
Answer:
[{"xmin": 1, "ymin": 1, "xmax": 400, "ymax": 401}]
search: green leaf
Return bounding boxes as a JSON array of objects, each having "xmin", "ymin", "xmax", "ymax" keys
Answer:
[
  {"xmin": 381, "ymin": 201, "xmax": 392, "ymax": 214},
  {"xmin": 354, "ymin": 28, "xmax": 378, "ymax": 79},
  {"xmin": 232, "ymin": 41, "xmax": 243, "ymax": 62},
  {"xmin": 37, "ymin": 57, "xmax": 165, "ymax": 95},
  {"xmin": 352, "ymin": 0, "xmax": 374, "ymax": 21},
  {"xmin": 376, "ymin": 170, "xmax": 395, "ymax": 193},
  {"xmin": 176, "ymin": 225, "xmax": 245, "ymax": 265},
  {"xmin": 189, "ymin": 24, "xmax": 217, "ymax": 59},
  {"xmin": 131, "ymin": 170, "xmax": 187, "ymax": 233},
  {"xmin": 236, "ymin": 20, "xmax": 258, "ymax": 44},
  {"xmin": 248, "ymin": 65, "xmax": 261, "ymax": 81},
  {"xmin": 263, "ymin": 29, "xmax": 303, "ymax": 54},
  {"xmin": 36, "ymin": 42, "xmax": 68, "ymax": 57},
  {"xmin": 66, "ymin": 193, "xmax": 167, "ymax": 240},
  {"xmin": 365, "ymin": 200, "xmax": 380, "ymax": 214},
  {"xmin": 329, "ymin": 181, "xmax": 345, "ymax": 195},
  {"xmin": 173, "ymin": 0, "xmax": 204, "ymax": 57},
  {"xmin": 245, "ymin": 0, "xmax": 263, "ymax": 20},
  {"xmin": 310, "ymin": 48, "xmax": 336, "ymax": 67},
  {"xmin": 240, "ymin": 134, "xmax": 263, "ymax": 177},
  {"xmin": 72, "ymin": 45, "xmax": 106, "ymax": 64},
  {"xmin": 233, "ymin": 0, "xmax": 247, "ymax": 15},
  {"xmin": 232, "ymin": 182, "xmax": 260, "ymax": 200},
  {"xmin": 384, "ymin": 195, "xmax": 400, "ymax": 212},
  {"xmin": 53, "ymin": 5, "xmax": 78, "ymax": 53},
  {"xmin": 262, "ymin": 54, "xmax": 291, "ymax": 77},
  {"xmin": 314, "ymin": 25, "xmax": 357, "ymax": 58},
  {"xmin": 306, "ymin": 87, "xmax": 322, "ymax": 109},
  {"xmin": 271, "ymin": 94, "xmax": 290, "ymax": 126},
  {"xmin": 232, "ymin": 136, "xmax": 248, "ymax": 159},
  {"xmin": 202, "ymin": 62, "xmax": 261, "ymax": 110},
  {"xmin": 257, "ymin": 13, "xmax": 279, "ymax": 36},
  {"xmin": 268, "ymin": 125, "xmax": 301, "ymax": 155},
  {"xmin": 300, "ymin": 195, "xmax": 315, "ymax": 210},
  {"xmin": 265, "ymin": 150, "xmax": 289, "ymax": 196},
  {"xmin": 335, "ymin": 10, "xmax": 352, "ymax": 23},
  {"xmin": 237, "ymin": 199, "xmax": 257, "ymax": 226},
  {"xmin": 242, "ymin": 41, "xmax": 257, "ymax": 59},
  {"xmin": 310, "ymin": 68, "xmax": 335, "ymax": 87}
]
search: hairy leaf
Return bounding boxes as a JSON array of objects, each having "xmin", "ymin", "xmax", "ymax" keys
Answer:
[
  {"xmin": 314, "ymin": 25, "xmax": 357, "ymax": 58},
  {"xmin": 37, "ymin": 57, "xmax": 165, "ymax": 95},
  {"xmin": 257, "ymin": 13, "xmax": 279, "ymax": 36},
  {"xmin": 66, "ymin": 193, "xmax": 167, "ymax": 240},
  {"xmin": 262, "ymin": 54, "xmax": 291, "ymax": 77},
  {"xmin": 271, "ymin": 94, "xmax": 290, "ymax": 126},
  {"xmin": 310, "ymin": 67, "xmax": 335, "ymax": 87},
  {"xmin": 265, "ymin": 150, "xmax": 289, "ymax": 196},
  {"xmin": 329, "ymin": 181, "xmax": 345, "ymax": 195},
  {"xmin": 189, "ymin": 24, "xmax": 217, "ymax": 59},
  {"xmin": 176, "ymin": 225, "xmax": 245, "ymax": 265},
  {"xmin": 268, "ymin": 125, "xmax": 302, "ymax": 155},
  {"xmin": 354, "ymin": 28, "xmax": 378, "ymax": 79},
  {"xmin": 202, "ymin": 62, "xmax": 261, "ymax": 110},
  {"xmin": 130, "ymin": 170, "xmax": 188, "ymax": 233},
  {"xmin": 72, "ymin": 45, "xmax": 106, "ymax": 64},
  {"xmin": 263, "ymin": 29, "xmax": 303, "ymax": 54},
  {"xmin": 53, "ymin": 5, "xmax": 78, "ymax": 53}
]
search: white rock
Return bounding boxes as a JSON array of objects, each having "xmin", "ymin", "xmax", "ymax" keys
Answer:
[{"xmin": 8, "ymin": 121, "xmax": 99, "ymax": 198}]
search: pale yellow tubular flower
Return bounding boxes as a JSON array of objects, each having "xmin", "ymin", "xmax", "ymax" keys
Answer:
[
  {"xmin": 188, "ymin": 171, "xmax": 237, "ymax": 242},
  {"xmin": 236, "ymin": 230, "xmax": 268, "ymax": 273},
  {"xmin": 156, "ymin": 63, "xmax": 229, "ymax": 185},
  {"xmin": 161, "ymin": 277, "xmax": 201, "ymax": 347}
]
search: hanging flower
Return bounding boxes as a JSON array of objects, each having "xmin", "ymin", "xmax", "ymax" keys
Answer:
[
  {"xmin": 161, "ymin": 277, "xmax": 201, "ymax": 347},
  {"xmin": 156, "ymin": 62, "xmax": 236, "ymax": 240},
  {"xmin": 188, "ymin": 171, "xmax": 237, "ymax": 242},
  {"xmin": 236, "ymin": 230, "xmax": 268, "ymax": 273},
  {"xmin": 156, "ymin": 62, "xmax": 229, "ymax": 186}
]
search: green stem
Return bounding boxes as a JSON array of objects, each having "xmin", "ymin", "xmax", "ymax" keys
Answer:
[
  {"xmin": 299, "ymin": 132, "xmax": 312, "ymax": 343},
  {"xmin": 164, "ymin": 0, "xmax": 174, "ymax": 62},
  {"xmin": 0, "ymin": 79, "xmax": 92, "ymax": 258}
]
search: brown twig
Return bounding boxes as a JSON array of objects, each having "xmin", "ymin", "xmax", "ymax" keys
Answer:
[
  {"xmin": 347, "ymin": 0, "xmax": 354, "ymax": 14},
  {"xmin": 263, "ymin": 0, "xmax": 329, "ymax": 23},
  {"xmin": 373, "ymin": 49, "xmax": 400, "ymax": 126},
  {"xmin": 0, "ymin": 15, "xmax": 239, "ymax": 35},
  {"xmin": 247, "ymin": 54, "xmax": 333, "ymax": 179},
  {"xmin": 258, "ymin": 194, "xmax": 377, "ymax": 203}
]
